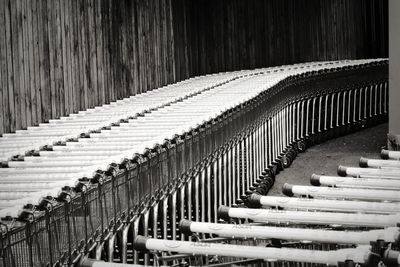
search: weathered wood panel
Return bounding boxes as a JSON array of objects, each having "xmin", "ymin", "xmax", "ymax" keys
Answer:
[
  {"xmin": 0, "ymin": 0, "xmax": 388, "ymax": 135},
  {"xmin": 183, "ymin": 0, "xmax": 388, "ymax": 76},
  {"xmin": 0, "ymin": 0, "xmax": 181, "ymax": 135},
  {"xmin": 0, "ymin": 0, "xmax": 5, "ymax": 134}
]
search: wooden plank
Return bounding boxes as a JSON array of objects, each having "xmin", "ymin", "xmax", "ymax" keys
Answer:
[
  {"xmin": 131, "ymin": 0, "xmax": 140, "ymax": 95},
  {"xmin": 144, "ymin": 0, "xmax": 149, "ymax": 89},
  {"xmin": 161, "ymin": 0, "xmax": 166, "ymax": 83},
  {"xmin": 17, "ymin": 0, "xmax": 26, "ymax": 129},
  {"xmin": 234, "ymin": 0, "xmax": 242, "ymax": 69},
  {"xmin": 101, "ymin": 0, "xmax": 109, "ymax": 104},
  {"xmin": 82, "ymin": 0, "xmax": 89, "ymax": 108},
  {"xmin": 247, "ymin": 0, "xmax": 255, "ymax": 68},
  {"xmin": 100, "ymin": 0, "xmax": 108, "ymax": 103},
  {"xmin": 167, "ymin": 0, "xmax": 175, "ymax": 83},
  {"xmin": 25, "ymin": 0, "xmax": 37, "ymax": 126},
  {"xmin": 114, "ymin": 0, "xmax": 121, "ymax": 99},
  {"xmin": 10, "ymin": 0, "xmax": 21, "ymax": 131},
  {"xmin": 182, "ymin": 0, "xmax": 189, "ymax": 79},
  {"xmin": 32, "ymin": 0, "xmax": 41, "ymax": 122},
  {"xmin": 68, "ymin": 0, "xmax": 75, "ymax": 113},
  {"xmin": 227, "ymin": 0, "xmax": 234, "ymax": 70},
  {"xmin": 72, "ymin": 0, "xmax": 79, "ymax": 112},
  {"xmin": 125, "ymin": 0, "xmax": 135, "ymax": 96},
  {"xmin": 347, "ymin": 0, "xmax": 353, "ymax": 57},
  {"xmin": 148, "ymin": 0, "xmax": 155, "ymax": 89},
  {"xmin": 137, "ymin": 0, "xmax": 143, "ymax": 93},
  {"xmin": 152, "ymin": 0, "xmax": 157, "ymax": 88},
  {"xmin": 153, "ymin": 0, "xmax": 160, "ymax": 88},
  {"xmin": 46, "ymin": 0, "xmax": 56, "ymax": 119},
  {"xmin": 54, "ymin": 0, "xmax": 63, "ymax": 118},
  {"xmin": 172, "ymin": 0, "xmax": 181, "ymax": 81},
  {"xmin": 143, "ymin": 0, "xmax": 150, "ymax": 90},
  {"xmin": 110, "ymin": 0, "xmax": 120, "ymax": 100},
  {"xmin": 76, "ymin": 0, "xmax": 82, "ymax": 110},
  {"xmin": 82, "ymin": 0, "xmax": 88, "ymax": 109},
  {"xmin": 68, "ymin": 0, "xmax": 74, "ymax": 112},
  {"xmin": 107, "ymin": 0, "xmax": 114, "ymax": 101},
  {"xmin": 39, "ymin": 0, "xmax": 51, "ymax": 123},
  {"xmin": 69, "ymin": 0, "xmax": 75, "ymax": 113},
  {"xmin": 154, "ymin": 0, "xmax": 160, "ymax": 87},
  {"xmin": 119, "ymin": 0, "xmax": 127, "ymax": 98},
  {"xmin": 321, "ymin": 0, "xmax": 327, "ymax": 60},
  {"xmin": 185, "ymin": 0, "xmax": 192, "ymax": 75},
  {"xmin": 217, "ymin": 0, "xmax": 222, "ymax": 71},
  {"xmin": 136, "ymin": 0, "xmax": 143, "ymax": 93},
  {"xmin": 160, "ymin": 0, "xmax": 167, "ymax": 85},
  {"xmin": 22, "ymin": 0, "xmax": 31, "ymax": 129},
  {"xmin": 0, "ymin": 0, "xmax": 5, "ymax": 134},
  {"xmin": 52, "ymin": 0, "xmax": 59, "ymax": 119},
  {"xmin": 79, "ymin": 0, "xmax": 87, "ymax": 109},
  {"xmin": 36, "ymin": 0, "xmax": 44, "ymax": 122},
  {"xmin": 95, "ymin": 0, "xmax": 105, "ymax": 105},
  {"xmin": 125, "ymin": 1, "xmax": 132, "ymax": 95},
  {"xmin": 168, "ymin": 0, "xmax": 175, "ymax": 82},
  {"xmin": 220, "ymin": 0, "xmax": 226, "ymax": 70},
  {"xmin": 4, "ymin": 0, "xmax": 14, "ymax": 132},
  {"xmin": 31, "ymin": 0, "xmax": 40, "ymax": 125},
  {"xmin": 88, "ymin": 0, "xmax": 97, "ymax": 107},
  {"xmin": 66, "ymin": 0, "xmax": 73, "ymax": 114},
  {"xmin": 60, "ymin": 0, "xmax": 69, "ymax": 115}
]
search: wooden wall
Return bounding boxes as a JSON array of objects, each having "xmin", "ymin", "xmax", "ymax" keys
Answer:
[
  {"xmin": 0, "ymin": 0, "xmax": 388, "ymax": 135},
  {"xmin": 183, "ymin": 0, "xmax": 388, "ymax": 75},
  {"xmin": 0, "ymin": 0, "xmax": 184, "ymax": 134}
]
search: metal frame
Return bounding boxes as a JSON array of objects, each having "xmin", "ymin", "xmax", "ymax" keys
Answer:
[{"xmin": 0, "ymin": 59, "xmax": 389, "ymax": 266}]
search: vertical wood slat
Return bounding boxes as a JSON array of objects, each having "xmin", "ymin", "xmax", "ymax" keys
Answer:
[
  {"xmin": 88, "ymin": 0, "xmax": 97, "ymax": 107},
  {"xmin": 71, "ymin": 0, "xmax": 78, "ymax": 112},
  {"xmin": 30, "ymin": 0, "xmax": 39, "ymax": 126},
  {"xmin": 160, "ymin": 0, "xmax": 167, "ymax": 85},
  {"xmin": 0, "ymin": 0, "xmax": 389, "ymax": 135},
  {"xmin": 11, "ymin": 0, "xmax": 21, "ymax": 130},
  {"xmin": 38, "ymin": 0, "xmax": 50, "ymax": 125},
  {"xmin": 22, "ymin": 0, "xmax": 31, "ymax": 128},
  {"xmin": 80, "ymin": 0, "xmax": 88, "ymax": 109},
  {"xmin": 66, "ymin": 0, "xmax": 73, "ymax": 115},
  {"xmin": 60, "ymin": 0, "xmax": 68, "ymax": 115},
  {"xmin": 95, "ymin": 0, "xmax": 104, "ymax": 105},
  {"xmin": 102, "ymin": 0, "xmax": 111, "ymax": 103},
  {"xmin": 0, "ymin": 0, "xmax": 5, "ymax": 134},
  {"xmin": 19, "ymin": 0, "xmax": 27, "ymax": 129},
  {"xmin": 46, "ymin": 0, "xmax": 55, "ymax": 119},
  {"xmin": 56, "ymin": 0, "xmax": 63, "ymax": 119},
  {"xmin": 167, "ymin": 0, "xmax": 175, "ymax": 83},
  {"xmin": 4, "ymin": 0, "xmax": 15, "ymax": 133}
]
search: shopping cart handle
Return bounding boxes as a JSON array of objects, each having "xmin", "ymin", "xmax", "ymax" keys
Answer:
[
  {"xmin": 359, "ymin": 157, "xmax": 369, "ymax": 168},
  {"xmin": 282, "ymin": 183, "xmax": 294, "ymax": 197},
  {"xmin": 383, "ymin": 249, "xmax": 400, "ymax": 267},
  {"xmin": 381, "ymin": 149, "xmax": 390, "ymax": 159},
  {"xmin": 310, "ymin": 174, "xmax": 321, "ymax": 186},
  {"xmin": 133, "ymin": 235, "xmax": 150, "ymax": 252},
  {"xmin": 362, "ymin": 251, "xmax": 384, "ymax": 267},
  {"xmin": 246, "ymin": 193, "xmax": 263, "ymax": 208},
  {"xmin": 337, "ymin": 165, "xmax": 347, "ymax": 176},
  {"xmin": 179, "ymin": 219, "xmax": 192, "ymax": 235},
  {"xmin": 218, "ymin": 205, "xmax": 231, "ymax": 221}
]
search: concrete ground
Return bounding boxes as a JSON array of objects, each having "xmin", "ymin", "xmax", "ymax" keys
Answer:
[{"xmin": 269, "ymin": 123, "xmax": 388, "ymax": 196}]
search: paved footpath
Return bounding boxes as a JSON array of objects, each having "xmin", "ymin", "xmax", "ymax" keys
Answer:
[{"xmin": 269, "ymin": 123, "xmax": 388, "ymax": 196}]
